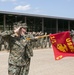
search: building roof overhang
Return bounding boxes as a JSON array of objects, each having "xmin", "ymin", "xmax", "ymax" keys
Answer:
[{"xmin": 0, "ymin": 10, "xmax": 74, "ymax": 21}]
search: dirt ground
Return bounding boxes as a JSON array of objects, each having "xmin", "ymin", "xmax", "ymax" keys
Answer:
[{"xmin": 0, "ymin": 48, "xmax": 74, "ymax": 75}]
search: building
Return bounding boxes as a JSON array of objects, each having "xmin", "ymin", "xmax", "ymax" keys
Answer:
[{"xmin": 0, "ymin": 11, "xmax": 74, "ymax": 33}]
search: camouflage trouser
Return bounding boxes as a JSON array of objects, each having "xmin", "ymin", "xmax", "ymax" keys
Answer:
[{"xmin": 8, "ymin": 58, "xmax": 31, "ymax": 75}]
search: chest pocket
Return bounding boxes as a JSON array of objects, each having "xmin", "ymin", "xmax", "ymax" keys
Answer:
[{"xmin": 20, "ymin": 35, "xmax": 28, "ymax": 47}]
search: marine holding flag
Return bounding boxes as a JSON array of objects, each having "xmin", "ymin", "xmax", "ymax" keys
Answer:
[
  {"xmin": 49, "ymin": 31, "xmax": 74, "ymax": 60},
  {"xmin": 0, "ymin": 22, "xmax": 38, "ymax": 75}
]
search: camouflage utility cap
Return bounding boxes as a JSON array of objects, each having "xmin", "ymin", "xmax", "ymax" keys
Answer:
[
  {"xmin": 13, "ymin": 22, "xmax": 27, "ymax": 29},
  {"xmin": 21, "ymin": 23, "xmax": 27, "ymax": 28}
]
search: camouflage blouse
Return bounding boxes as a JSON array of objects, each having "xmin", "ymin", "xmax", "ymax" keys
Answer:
[{"xmin": 0, "ymin": 30, "xmax": 34, "ymax": 66}]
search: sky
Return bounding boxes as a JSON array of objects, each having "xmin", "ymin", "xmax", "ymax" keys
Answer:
[{"xmin": 0, "ymin": 0, "xmax": 74, "ymax": 18}]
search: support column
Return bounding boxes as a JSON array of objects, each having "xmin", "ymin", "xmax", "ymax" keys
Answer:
[
  {"xmin": 15, "ymin": 16, "xmax": 17, "ymax": 22},
  {"xmin": 25, "ymin": 16, "xmax": 27, "ymax": 23},
  {"xmin": 4, "ymin": 14, "xmax": 6, "ymax": 31},
  {"xmin": 34, "ymin": 18, "xmax": 35, "ymax": 31},
  {"xmin": 42, "ymin": 18, "xmax": 44, "ymax": 33},
  {"xmin": 68, "ymin": 20, "xmax": 70, "ymax": 31},
  {"xmin": 56, "ymin": 19, "xmax": 58, "ymax": 33}
]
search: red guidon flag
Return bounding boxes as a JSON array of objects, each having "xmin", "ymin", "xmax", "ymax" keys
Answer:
[{"xmin": 49, "ymin": 31, "xmax": 74, "ymax": 60}]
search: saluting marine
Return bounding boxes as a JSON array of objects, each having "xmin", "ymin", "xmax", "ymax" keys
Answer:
[{"xmin": 0, "ymin": 22, "xmax": 38, "ymax": 75}]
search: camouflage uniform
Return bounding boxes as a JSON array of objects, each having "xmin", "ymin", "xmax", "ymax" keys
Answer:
[
  {"xmin": 43, "ymin": 32, "xmax": 48, "ymax": 48},
  {"xmin": 1, "ymin": 23, "xmax": 34, "ymax": 75},
  {"xmin": 0, "ymin": 35, "xmax": 3, "ymax": 50}
]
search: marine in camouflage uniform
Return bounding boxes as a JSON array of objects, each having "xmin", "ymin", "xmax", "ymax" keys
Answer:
[
  {"xmin": 0, "ymin": 22, "xmax": 36, "ymax": 75},
  {"xmin": 43, "ymin": 32, "xmax": 48, "ymax": 48}
]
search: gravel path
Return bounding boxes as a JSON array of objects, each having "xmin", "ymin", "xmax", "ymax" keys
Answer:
[{"xmin": 0, "ymin": 48, "xmax": 74, "ymax": 75}]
